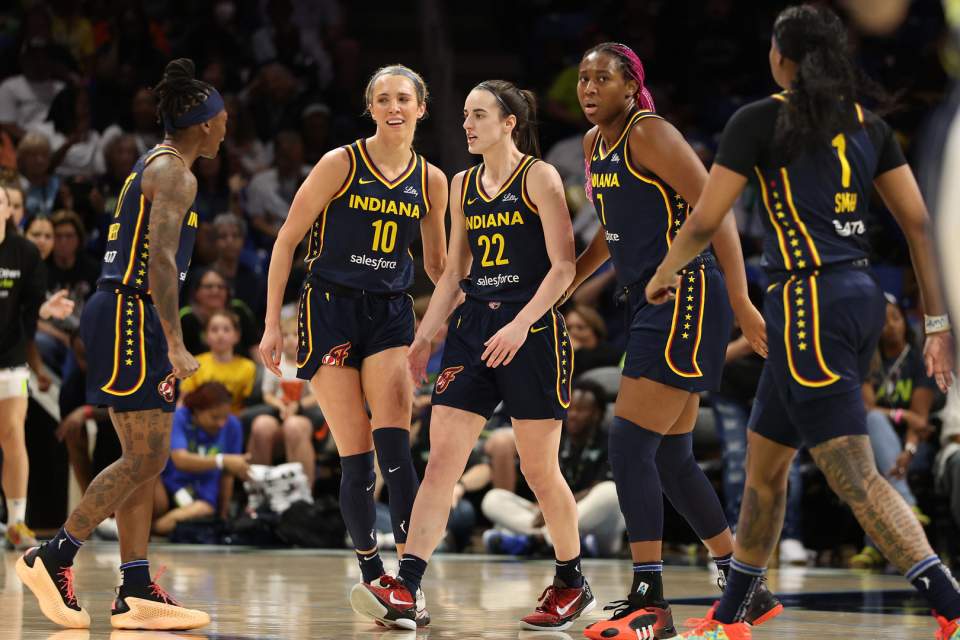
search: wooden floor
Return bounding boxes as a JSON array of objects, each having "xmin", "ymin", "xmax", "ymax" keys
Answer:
[{"xmin": 0, "ymin": 542, "xmax": 943, "ymax": 639}]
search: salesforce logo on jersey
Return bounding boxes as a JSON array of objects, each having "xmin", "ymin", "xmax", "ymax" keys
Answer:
[{"xmin": 351, "ymin": 253, "xmax": 398, "ymax": 270}]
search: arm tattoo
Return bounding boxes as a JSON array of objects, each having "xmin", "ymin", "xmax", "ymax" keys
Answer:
[
  {"xmin": 811, "ymin": 435, "xmax": 933, "ymax": 573},
  {"xmin": 146, "ymin": 158, "xmax": 197, "ymax": 348}
]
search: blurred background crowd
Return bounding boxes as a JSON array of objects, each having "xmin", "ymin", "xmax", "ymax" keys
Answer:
[{"xmin": 2, "ymin": 0, "xmax": 960, "ymax": 571}]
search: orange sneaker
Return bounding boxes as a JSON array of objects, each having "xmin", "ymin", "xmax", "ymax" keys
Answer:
[
  {"xmin": 16, "ymin": 545, "xmax": 90, "ymax": 629},
  {"xmin": 936, "ymin": 614, "xmax": 960, "ymax": 640},
  {"xmin": 110, "ymin": 568, "xmax": 209, "ymax": 630},
  {"xmin": 680, "ymin": 605, "xmax": 751, "ymax": 640}
]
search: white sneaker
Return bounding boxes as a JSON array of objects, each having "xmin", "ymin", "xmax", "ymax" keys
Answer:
[
  {"xmin": 96, "ymin": 517, "xmax": 119, "ymax": 540},
  {"xmin": 779, "ymin": 538, "xmax": 808, "ymax": 565}
]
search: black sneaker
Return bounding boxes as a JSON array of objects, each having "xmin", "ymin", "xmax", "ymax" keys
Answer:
[
  {"xmin": 15, "ymin": 544, "xmax": 90, "ymax": 628},
  {"xmin": 111, "ymin": 568, "xmax": 210, "ymax": 630},
  {"xmin": 742, "ymin": 577, "xmax": 783, "ymax": 626}
]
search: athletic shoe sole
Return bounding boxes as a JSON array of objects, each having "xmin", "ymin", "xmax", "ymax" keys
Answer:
[
  {"xmin": 749, "ymin": 602, "xmax": 783, "ymax": 626},
  {"xmin": 349, "ymin": 583, "xmax": 416, "ymax": 631},
  {"xmin": 519, "ymin": 596, "xmax": 596, "ymax": 631},
  {"xmin": 15, "ymin": 553, "xmax": 90, "ymax": 629},
  {"xmin": 111, "ymin": 598, "xmax": 210, "ymax": 630}
]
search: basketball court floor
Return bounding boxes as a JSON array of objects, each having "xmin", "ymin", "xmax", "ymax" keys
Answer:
[{"xmin": 0, "ymin": 542, "xmax": 942, "ymax": 639}]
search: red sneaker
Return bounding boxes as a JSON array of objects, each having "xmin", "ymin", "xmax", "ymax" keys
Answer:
[
  {"xmin": 583, "ymin": 599, "xmax": 677, "ymax": 639},
  {"xmin": 521, "ymin": 578, "xmax": 596, "ymax": 631},
  {"xmin": 349, "ymin": 575, "xmax": 417, "ymax": 630},
  {"xmin": 936, "ymin": 614, "xmax": 960, "ymax": 640}
]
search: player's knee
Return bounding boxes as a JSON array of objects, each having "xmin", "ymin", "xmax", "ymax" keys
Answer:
[
  {"xmin": 124, "ymin": 449, "xmax": 168, "ymax": 482},
  {"xmin": 518, "ymin": 456, "xmax": 559, "ymax": 495},
  {"xmin": 422, "ymin": 455, "xmax": 463, "ymax": 487}
]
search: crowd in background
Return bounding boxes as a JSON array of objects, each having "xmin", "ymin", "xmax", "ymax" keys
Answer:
[{"xmin": 1, "ymin": 0, "xmax": 960, "ymax": 569}]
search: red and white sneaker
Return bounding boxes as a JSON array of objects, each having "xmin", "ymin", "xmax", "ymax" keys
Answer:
[
  {"xmin": 349, "ymin": 575, "xmax": 417, "ymax": 630},
  {"xmin": 936, "ymin": 614, "xmax": 960, "ymax": 640},
  {"xmin": 521, "ymin": 578, "xmax": 596, "ymax": 631}
]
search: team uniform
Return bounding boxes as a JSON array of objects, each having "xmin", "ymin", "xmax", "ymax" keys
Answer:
[
  {"xmin": 588, "ymin": 109, "xmax": 733, "ymax": 392},
  {"xmin": 295, "ymin": 139, "xmax": 431, "ymax": 379},
  {"xmin": 81, "ymin": 144, "xmax": 199, "ymax": 413},
  {"xmin": 431, "ymin": 154, "xmax": 572, "ymax": 420},
  {"xmin": 715, "ymin": 94, "xmax": 902, "ymax": 448}
]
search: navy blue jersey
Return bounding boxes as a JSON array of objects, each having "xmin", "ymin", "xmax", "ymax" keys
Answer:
[
  {"xmin": 305, "ymin": 139, "xmax": 430, "ymax": 293},
  {"xmin": 99, "ymin": 145, "xmax": 199, "ymax": 292},
  {"xmin": 715, "ymin": 94, "xmax": 907, "ymax": 272},
  {"xmin": 588, "ymin": 110, "xmax": 707, "ymax": 287},
  {"xmin": 460, "ymin": 156, "xmax": 550, "ymax": 303}
]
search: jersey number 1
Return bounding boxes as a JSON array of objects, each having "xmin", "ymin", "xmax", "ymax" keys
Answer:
[
  {"xmin": 371, "ymin": 219, "xmax": 397, "ymax": 253},
  {"xmin": 831, "ymin": 134, "xmax": 851, "ymax": 188}
]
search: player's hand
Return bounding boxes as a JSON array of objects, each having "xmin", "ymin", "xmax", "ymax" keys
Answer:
[
  {"xmin": 923, "ymin": 331, "xmax": 955, "ymax": 392},
  {"xmin": 55, "ymin": 407, "xmax": 87, "ymax": 442},
  {"xmin": 259, "ymin": 324, "xmax": 284, "ymax": 377},
  {"xmin": 735, "ymin": 302, "xmax": 768, "ymax": 358},
  {"xmin": 645, "ymin": 267, "xmax": 681, "ymax": 305},
  {"xmin": 39, "ymin": 289, "xmax": 75, "ymax": 320},
  {"xmin": 224, "ymin": 453, "xmax": 252, "ymax": 480},
  {"xmin": 408, "ymin": 336, "xmax": 431, "ymax": 385},
  {"xmin": 168, "ymin": 343, "xmax": 200, "ymax": 379},
  {"xmin": 482, "ymin": 320, "xmax": 529, "ymax": 368}
]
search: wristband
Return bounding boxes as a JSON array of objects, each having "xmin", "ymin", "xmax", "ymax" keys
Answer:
[
  {"xmin": 892, "ymin": 408, "xmax": 904, "ymax": 425},
  {"xmin": 215, "ymin": 453, "xmax": 224, "ymax": 470},
  {"xmin": 924, "ymin": 314, "xmax": 951, "ymax": 334},
  {"xmin": 905, "ymin": 441, "xmax": 918, "ymax": 455},
  {"xmin": 82, "ymin": 405, "xmax": 94, "ymax": 420}
]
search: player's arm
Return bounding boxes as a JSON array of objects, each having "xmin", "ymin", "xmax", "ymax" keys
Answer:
[
  {"xmin": 421, "ymin": 162, "xmax": 449, "ymax": 286},
  {"xmin": 482, "ymin": 161, "xmax": 575, "ymax": 368},
  {"xmin": 874, "ymin": 166, "xmax": 955, "ymax": 389},
  {"xmin": 143, "ymin": 155, "xmax": 200, "ymax": 378},
  {"xmin": 408, "ymin": 171, "xmax": 472, "ymax": 383},
  {"xmin": 631, "ymin": 118, "xmax": 766, "ymax": 356},
  {"xmin": 563, "ymin": 128, "xmax": 610, "ymax": 302},
  {"xmin": 259, "ymin": 148, "xmax": 351, "ymax": 376}
]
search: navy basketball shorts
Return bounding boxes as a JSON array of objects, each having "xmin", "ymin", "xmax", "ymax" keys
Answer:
[
  {"xmin": 431, "ymin": 297, "xmax": 572, "ymax": 421},
  {"xmin": 622, "ymin": 262, "xmax": 733, "ymax": 392},
  {"xmin": 295, "ymin": 280, "xmax": 415, "ymax": 380},
  {"xmin": 82, "ymin": 288, "xmax": 176, "ymax": 413},
  {"xmin": 748, "ymin": 268, "xmax": 886, "ymax": 449}
]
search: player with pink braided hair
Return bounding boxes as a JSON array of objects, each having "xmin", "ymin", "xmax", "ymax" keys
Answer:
[{"xmin": 562, "ymin": 42, "xmax": 782, "ymax": 640}]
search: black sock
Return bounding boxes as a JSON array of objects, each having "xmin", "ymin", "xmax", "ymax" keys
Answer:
[
  {"xmin": 356, "ymin": 550, "xmax": 385, "ymax": 584},
  {"xmin": 397, "ymin": 553, "xmax": 428, "ymax": 595},
  {"xmin": 714, "ymin": 553, "xmax": 733, "ymax": 586},
  {"xmin": 44, "ymin": 527, "xmax": 83, "ymax": 567},
  {"xmin": 555, "ymin": 554, "xmax": 584, "ymax": 588},
  {"xmin": 120, "ymin": 560, "xmax": 151, "ymax": 591},
  {"xmin": 908, "ymin": 556, "xmax": 960, "ymax": 620},
  {"xmin": 630, "ymin": 562, "xmax": 664, "ymax": 605}
]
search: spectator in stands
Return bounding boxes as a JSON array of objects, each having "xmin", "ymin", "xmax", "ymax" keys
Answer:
[
  {"xmin": 252, "ymin": 0, "xmax": 334, "ymax": 90},
  {"xmin": 194, "ymin": 154, "xmax": 241, "ymax": 224},
  {"xmin": 223, "ymin": 94, "xmax": 272, "ymax": 177},
  {"xmin": 24, "ymin": 215, "xmax": 54, "ymax": 260},
  {"xmin": 481, "ymin": 381, "xmax": 625, "ymax": 557},
  {"xmin": 33, "ymin": 85, "xmax": 101, "ymax": 178},
  {"xmin": 564, "ymin": 304, "xmax": 621, "ymax": 375},
  {"xmin": 300, "ymin": 102, "xmax": 331, "ymax": 165},
  {"xmin": 243, "ymin": 63, "xmax": 307, "ymax": 142},
  {"xmin": 211, "ymin": 213, "xmax": 265, "ymax": 318},
  {"xmin": 852, "ymin": 293, "xmax": 939, "ymax": 568},
  {"xmin": 88, "ymin": 134, "xmax": 138, "ymax": 255},
  {"xmin": 17, "ymin": 132, "xmax": 62, "ymax": 219},
  {"xmin": 98, "ymin": 88, "xmax": 162, "ymax": 160},
  {"xmin": 154, "ymin": 383, "xmax": 250, "ymax": 535},
  {"xmin": 249, "ymin": 313, "xmax": 319, "ymax": 489},
  {"xmin": 0, "ymin": 38, "xmax": 65, "ymax": 144},
  {"xmin": 180, "ymin": 310, "xmax": 257, "ymax": 415},
  {"xmin": 245, "ymin": 129, "xmax": 310, "ymax": 243},
  {"xmin": 180, "ymin": 268, "xmax": 260, "ymax": 359},
  {"xmin": 5, "ymin": 183, "xmax": 26, "ymax": 228},
  {"xmin": 35, "ymin": 209, "xmax": 98, "ymax": 373}
]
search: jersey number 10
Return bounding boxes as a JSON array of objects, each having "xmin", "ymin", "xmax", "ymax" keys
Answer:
[{"xmin": 371, "ymin": 219, "xmax": 398, "ymax": 253}]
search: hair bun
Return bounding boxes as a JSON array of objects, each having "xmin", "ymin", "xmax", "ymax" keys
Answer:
[{"xmin": 164, "ymin": 58, "xmax": 196, "ymax": 81}]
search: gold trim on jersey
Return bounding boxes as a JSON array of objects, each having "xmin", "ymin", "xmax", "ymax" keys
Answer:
[
  {"xmin": 594, "ymin": 109, "xmax": 654, "ymax": 160},
  {"xmin": 754, "ymin": 167, "xmax": 793, "ymax": 269},
  {"xmin": 552, "ymin": 309, "xmax": 572, "ymax": 409},
  {"xmin": 460, "ymin": 166, "xmax": 476, "ymax": 211},
  {"xmin": 143, "ymin": 145, "xmax": 184, "ymax": 166},
  {"xmin": 783, "ymin": 275, "xmax": 840, "ymax": 387},
  {"xmin": 306, "ymin": 146, "xmax": 356, "ymax": 264},
  {"xmin": 520, "ymin": 158, "xmax": 540, "ymax": 214},
  {"xmin": 101, "ymin": 294, "xmax": 147, "ymax": 396},
  {"xmin": 854, "ymin": 102, "xmax": 865, "ymax": 124},
  {"xmin": 781, "ymin": 168, "xmax": 822, "ymax": 267},
  {"xmin": 664, "ymin": 266, "xmax": 706, "ymax": 378},
  {"xmin": 113, "ymin": 172, "xmax": 137, "ymax": 218},
  {"xmin": 420, "ymin": 155, "xmax": 431, "ymax": 214},
  {"xmin": 121, "ymin": 195, "xmax": 147, "ymax": 285},
  {"xmin": 474, "ymin": 155, "xmax": 531, "ymax": 203},
  {"xmin": 771, "ymin": 92, "xmax": 788, "ymax": 103},
  {"xmin": 357, "ymin": 139, "xmax": 417, "ymax": 189},
  {"xmin": 296, "ymin": 284, "xmax": 314, "ymax": 368}
]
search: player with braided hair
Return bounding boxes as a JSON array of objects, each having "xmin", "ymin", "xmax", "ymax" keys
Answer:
[
  {"xmin": 564, "ymin": 42, "xmax": 782, "ymax": 640},
  {"xmin": 17, "ymin": 58, "xmax": 225, "ymax": 631}
]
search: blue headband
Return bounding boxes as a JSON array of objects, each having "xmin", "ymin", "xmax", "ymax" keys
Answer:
[{"xmin": 163, "ymin": 88, "xmax": 224, "ymax": 132}]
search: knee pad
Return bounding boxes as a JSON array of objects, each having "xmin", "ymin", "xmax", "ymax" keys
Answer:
[
  {"xmin": 609, "ymin": 416, "xmax": 664, "ymax": 542},
  {"xmin": 339, "ymin": 450, "xmax": 377, "ymax": 550},
  {"xmin": 373, "ymin": 427, "xmax": 419, "ymax": 544},
  {"xmin": 656, "ymin": 432, "xmax": 729, "ymax": 540}
]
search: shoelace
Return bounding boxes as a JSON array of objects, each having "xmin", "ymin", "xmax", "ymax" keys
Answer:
[
  {"xmin": 602, "ymin": 599, "xmax": 643, "ymax": 621},
  {"xmin": 534, "ymin": 585, "xmax": 564, "ymax": 614},
  {"xmin": 57, "ymin": 567, "xmax": 78, "ymax": 607},
  {"xmin": 148, "ymin": 566, "xmax": 180, "ymax": 606},
  {"xmin": 378, "ymin": 575, "xmax": 415, "ymax": 608}
]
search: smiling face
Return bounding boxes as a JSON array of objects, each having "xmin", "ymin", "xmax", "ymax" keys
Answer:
[
  {"xmin": 577, "ymin": 50, "xmax": 637, "ymax": 126},
  {"xmin": 368, "ymin": 74, "xmax": 425, "ymax": 139},
  {"xmin": 462, "ymin": 88, "xmax": 515, "ymax": 155}
]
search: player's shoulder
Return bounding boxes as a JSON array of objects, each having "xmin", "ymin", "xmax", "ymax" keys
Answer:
[
  {"xmin": 583, "ymin": 125, "xmax": 600, "ymax": 156},
  {"xmin": 425, "ymin": 160, "xmax": 448, "ymax": 184},
  {"xmin": 142, "ymin": 152, "xmax": 196, "ymax": 200}
]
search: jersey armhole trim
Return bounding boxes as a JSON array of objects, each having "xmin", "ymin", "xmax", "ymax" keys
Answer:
[
  {"xmin": 420, "ymin": 155, "xmax": 431, "ymax": 215},
  {"xmin": 520, "ymin": 158, "xmax": 540, "ymax": 214}
]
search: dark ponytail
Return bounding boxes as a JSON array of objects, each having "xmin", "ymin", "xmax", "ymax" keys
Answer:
[
  {"xmin": 475, "ymin": 80, "xmax": 541, "ymax": 157},
  {"xmin": 772, "ymin": 5, "xmax": 891, "ymax": 157},
  {"xmin": 153, "ymin": 58, "xmax": 215, "ymax": 132}
]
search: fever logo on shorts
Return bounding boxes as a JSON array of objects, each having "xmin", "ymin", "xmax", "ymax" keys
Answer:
[
  {"xmin": 321, "ymin": 342, "xmax": 352, "ymax": 367},
  {"xmin": 434, "ymin": 366, "xmax": 464, "ymax": 394},
  {"xmin": 157, "ymin": 373, "xmax": 176, "ymax": 403}
]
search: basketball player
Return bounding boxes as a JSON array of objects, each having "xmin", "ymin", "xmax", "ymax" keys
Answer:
[
  {"xmin": 258, "ymin": 65, "xmax": 447, "ymax": 627},
  {"xmin": 643, "ymin": 7, "xmax": 960, "ymax": 639},
  {"xmin": 564, "ymin": 42, "xmax": 781, "ymax": 640},
  {"xmin": 350, "ymin": 80, "xmax": 594, "ymax": 632},
  {"xmin": 17, "ymin": 58, "xmax": 224, "ymax": 631}
]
